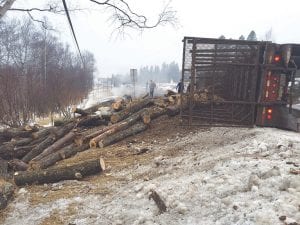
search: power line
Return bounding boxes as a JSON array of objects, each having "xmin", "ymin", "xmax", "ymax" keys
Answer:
[{"xmin": 61, "ymin": 0, "xmax": 84, "ymax": 65}]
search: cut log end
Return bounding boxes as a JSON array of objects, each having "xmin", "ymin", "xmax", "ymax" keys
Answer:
[
  {"xmin": 98, "ymin": 141, "xmax": 104, "ymax": 149},
  {"xmin": 142, "ymin": 115, "xmax": 151, "ymax": 124},
  {"xmin": 28, "ymin": 161, "xmax": 41, "ymax": 171},
  {"xmin": 74, "ymin": 136, "xmax": 83, "ymax": 146},
  {"xmin": 99, "ymin": 158, "xmax": 105, "ymax": 171},
  {"xmin": 89, "ymin": 139, "xmax": 97, "ymax": 149},
  {"xmin": 110, "ymin": 114, "xmax": 120, "ymax": 124}
]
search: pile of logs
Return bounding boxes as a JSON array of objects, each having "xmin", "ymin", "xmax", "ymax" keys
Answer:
[{"xmin": 0, "ymin": 93, "xmax": 182, "ymax": 186}]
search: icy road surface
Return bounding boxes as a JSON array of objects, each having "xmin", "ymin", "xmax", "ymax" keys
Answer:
[{"xmin": 2, "ymin": 127, "xmax": 300, "ymax": 225}]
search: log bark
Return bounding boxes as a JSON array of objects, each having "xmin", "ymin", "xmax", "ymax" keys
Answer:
[
  {"xmin": 10, "ymin": 137, "xmax": 33, "ymax": 147},
  {"xmin": 166, "ymin": 105, "xmax": 180, "ymax": 117},
  {"xmin": 0, "ymin": 158, "xmax": 8, "ymax": 178},
  {"xmin": 12, "ymin": 145, "xmax": 35, "ymax": 159},
  {"xmin": 76, "ymin": 124, "xmax": 113, "ymax": 146},
  {"xmin": 73, "ymin": 108, "xmax": 89, "ymax": 116},
  {"xmin": 32, "ymin": 131, "xmax": 76, "ymax": 161},
  {"xmin": 90, "ymin": 109, "xmax": 147, "ymax": 148},
  {"xmin": 22, "ymin": 134, "xmax": 57, "ymax": 163},
  {"xmin": 98, "ymin": 122, "xmax": 147, "ymax": 148},
  {"xmin": 0, "ymin": 143, "xmax": 35, "ymax": 160},
  {"xmin": 73, "ymin": 100, "xmax": 115, "ymax": 116},
  {"xmin": 0, "ymin": 128, "xmax": 32, "ymax": 139},
  {"xmin": 0, "ymin": 180, "xmax": 14, "ymax": 210},
  {"xmin": 76, "ymin": 115, "xmax": 108, "ymax": 127},
  {"xmin": 8, "ymin": 159, "xmax": 28, "ymax": 171},
  {"xmin": 110, "ymin": 98, "xmax": 153, "ymax": 124},
  {"xmin": 32, "ymin": 128, "xmax": 52, "ymax": 139},
  {"xmin": 0, "ymin": 143, "xmax": 14, "ymax": 159},
  {"xmin": 22, "ymin": 121, "xmax": 75, "ymax": 162},
  {"xmin": 149, "ymin": 190, "xmax": 167, "ymax": 214},
  {"xmin": 14, "ymin": 158, "xmax": 105, "ymax": 186},
  {"xmin": 141, "ymin": 107, "xmax": 167, "ymax": 124},
  {"xmin": 31, "ymin": 143, "xmax": 89, "ymax": 169}
]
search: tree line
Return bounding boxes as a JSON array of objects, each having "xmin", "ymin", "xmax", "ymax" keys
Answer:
[
  {"xmin": 219, "ymin": 30, "xmax": 257, "ymax": 41},
  {"xmin": 138, "ymin": 61, "xmax": 180, "ymax": 83},
  {"xmin": 0, "ymin": 18, "xmax": 95, "ymax": 127}
]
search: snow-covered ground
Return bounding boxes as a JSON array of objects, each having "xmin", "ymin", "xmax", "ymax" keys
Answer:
[{"xmin": 2, "ymin": 127, "xmax": 300, "ymax": 225}]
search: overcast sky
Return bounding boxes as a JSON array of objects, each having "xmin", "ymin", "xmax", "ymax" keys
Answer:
[{"xmin": 7, "ymin": 0, "xmax": 300, "ymax": 77}]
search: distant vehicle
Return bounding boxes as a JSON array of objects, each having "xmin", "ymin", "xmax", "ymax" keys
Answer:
[{"xmin": 180, "ymin": 36, "xmax": 300, "ymax": 131}]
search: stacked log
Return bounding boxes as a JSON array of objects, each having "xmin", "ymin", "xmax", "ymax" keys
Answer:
[
  {"xmin": 0, "ymin": 92, "xmax": 177, "ymax": 188},
  {"xmin": 110, "ymin": 98, "xmax": 153, "ymax": 124},
  {"xmin": 14, "ymin": 158, "xmax": 105, "ymax": 186}
]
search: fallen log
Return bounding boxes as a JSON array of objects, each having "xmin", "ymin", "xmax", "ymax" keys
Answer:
[
  {"xmin": 165, "ymin": 90, "xmax": 177, "ymax": 97},
  {"xmin": 22, "ymin": 134, "xmax": 57, "ymax": 163},
  {"xmin": 12, "ymin": 145, "xmax": 35, "ymax": 159},
  {"xmin": 166, "ymin": 105, "xmax": 180, "ymax": 117},
  {"xmin": 0, "ymin": 180, "xmax": 14, "ymax": 210},
  {"xmin": 142, "ymin": 107, "xmax": 167, "ymax": 124},
  {"xmin": 10, "ymin": 137, "xmax": 33, "ymax": 147},
  {"xmin": 110, "ymin": 98, "xmax": 153, "ymax": 124},
  {"xmin": 32, "ymin": 131, "xmax": 76, "ymax": 161},
  {"xmin": 111, "ymin": 100, "xmax": 124, "ymax": 111},
  {"xmin": 76, "ymin": 115, "xmax": 108, "ymax": 127},
  {"xmin": 14, "ymin": 158, "xmax": 106, "ymax": 186},
  {"xmin": 32, "ymin": 127, "xmax": 53, "ymax": 139},
  {"xmin": 0, "ymin": 143, "xmax": 14, "ymax": 160},
  {"xmin": 73, "ymin": 108, "xmax": 89, "ymax": 116},
  {"xmin": 97, "ymin": 107, "xmax": 113, "ymax": 120},
  {"xmin": 90, "ymin": 109, "xmax": 147, "ymax": 148},
  {"xmin": 0, "ymin": 143, "xmax": 35, "ymax": 160},
  {"xmin": 0, "ymin": 158, "xmax": 8, "ymax": 178},
  {"xmin": 31, "ymin": 143, "xmax": 89, "ymax": 169},
  {"xmin": 21, "ymin": 121, "xmax": 75, "ymax": 162},
  {"xmin": 149, "ymin": 190, "xmax": 167, "ymax": 214},
  {"xmin": 8, "ymin": 159, "xmax": 28, "ymax": 171},
  {"xmin": 0, "ymin": 128, "xmax": 33, "ymax": 139},
  {"xmin": 74, "ymin": 100, "xmax": 115, "ymax": 116},
  {"xmin": 98, "ymin": 122, "xmax": 147, "ymax": 148}
]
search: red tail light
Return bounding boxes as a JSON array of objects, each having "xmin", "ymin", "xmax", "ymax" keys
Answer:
[
  {"xmin": 274, "ymin": 55, "xmax": 281, "ymax": 63},
  {"xmin": 266, "ymin": 108, "xmax": 272, "ymax": 120}
]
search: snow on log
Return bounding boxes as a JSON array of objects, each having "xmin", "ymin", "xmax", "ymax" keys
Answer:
[
  {"xmin": 110, "ymin": 98, "xmax": 153, "ymax": 124},
  {"xmin": 98, "ymin": 122, "xmax": 147, "ymax": 148},
  {"xmin": 14, "ymin": 158, "xmax": 106, "ymax": 186},
  {"xmin": 73, "ymin": 108, "xmax": 89, "ymax": 116}
]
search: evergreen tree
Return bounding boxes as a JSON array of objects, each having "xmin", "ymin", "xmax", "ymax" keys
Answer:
[
  {"xmin": 239, "ymin": 35, "xmax": 245, "ymax": 40},
  {"xmin": 247, "ymin": 30, "xmax": 257, "ymax": 41}
]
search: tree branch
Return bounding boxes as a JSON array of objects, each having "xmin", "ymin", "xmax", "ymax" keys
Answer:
[{"xmin": 89, "ymin": 0, "xmax": 177, "ymax": 30}]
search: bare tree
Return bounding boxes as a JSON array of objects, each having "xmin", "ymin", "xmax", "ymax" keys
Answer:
[
  {"xmin": 1, "ymin": 0, "xmax": 177, "ymax": 31},
  {"xmin": 0, "ymin": 18, "xmax": 95, "ymax": 127}
]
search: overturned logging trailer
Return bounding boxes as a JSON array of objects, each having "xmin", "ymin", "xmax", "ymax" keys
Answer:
[{"xmin": 181, "ymin": 36, "xmax": 300, "ymax": 131}]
